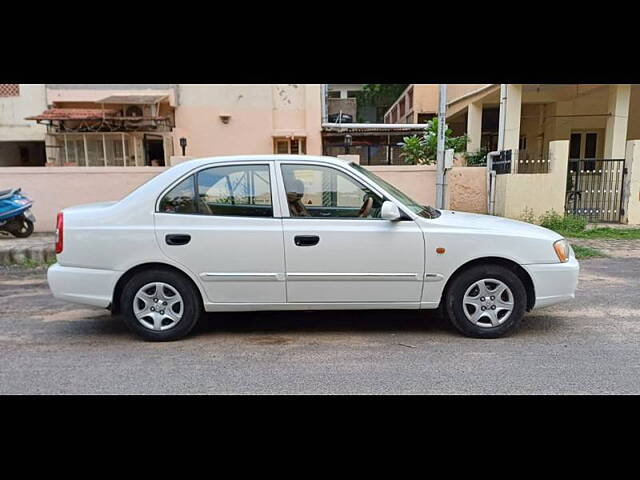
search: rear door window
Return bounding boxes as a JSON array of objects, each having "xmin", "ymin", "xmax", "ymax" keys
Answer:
[
  {"xmin": 158, "ymin": 176, "xmax": 196, "ymax": 214},
  {"xmin": 196, "ymin": 164, "xmax": 273, "ymax": 217}
]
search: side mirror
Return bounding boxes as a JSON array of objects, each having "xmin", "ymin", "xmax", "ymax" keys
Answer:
[{"xmin": 381, "ymin": 201, "xmax": 402, "ymax": 221}]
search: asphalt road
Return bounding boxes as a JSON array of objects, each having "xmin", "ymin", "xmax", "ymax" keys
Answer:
[{"xmin": 1, "ymin": 258, "xmax": 639, "ymax": 394}]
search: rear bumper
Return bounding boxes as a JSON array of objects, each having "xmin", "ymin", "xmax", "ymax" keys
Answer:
[
  {"xmin": 47, "ymin": 263, "xmax": 120, "ymax": 308},
  {"xmin": 522, "ymin": 256, "xmax": 580, "ymax": 309}
]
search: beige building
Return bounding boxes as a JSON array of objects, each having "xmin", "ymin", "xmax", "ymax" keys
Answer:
[
  {"xmin": 173, "ymin": 84, "xmax": 323, "ymax": 158},
  {"xmin": 12, "ymin": 83, "xmax": 640, "ymax": 170},
  {"xmin": 19, "ymin": 84, "xmax": 324, "ymax": 166},
  {"xmin": 441, "ymin": 84, "xmax": 640, "ymax": 224},
  {"xmin": 0, "ymin": 84, "xmax": 48, "ymax": 166},
  {"xmin": 19, "ymin": 84, "xmax": 387, "ymax": 166},
  {"xmin": 327, "ymin": 84, "xmax": 365, "ymax": 99},
  {"xmin": 445, "ymin": 84, "xmax": 640, "ymax": 162},
  {"xmin": 391, "ymin": 84, "xmax": 640, "ymax": 163},
  {"xmin": 384, "ymin": 84, "xmax": 488, "ymax": 124},
  {"xmin": 27, "ymin": 84, "xmax": 178, "ymax": 167}
]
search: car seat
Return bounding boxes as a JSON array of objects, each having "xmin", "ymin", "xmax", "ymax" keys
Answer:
[{"xmin": 284, "ymin": 178, "xmax": 310, "ymax": 217}]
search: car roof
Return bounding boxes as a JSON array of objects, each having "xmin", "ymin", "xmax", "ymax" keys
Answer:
[
  {"xmin": 174, "ymin": 154, "xmax": 351, "ymax": 170},
  {"xmin": 121, "ymin": 154, "xmax": 363, "ymax": 210}
]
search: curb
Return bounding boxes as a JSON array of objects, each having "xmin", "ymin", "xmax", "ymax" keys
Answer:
[{"xmin": 0, "ymin": 245, "xmax": 56, "ymax": 265}]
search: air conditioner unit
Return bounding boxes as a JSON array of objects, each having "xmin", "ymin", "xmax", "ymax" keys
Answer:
[
  {"xmin": 124, "ymin": 105, "xmax": 152, "ymax": 118},
  {"xmin": 124, "ymin": 104, "xmax": 157, "ymax": 128}
]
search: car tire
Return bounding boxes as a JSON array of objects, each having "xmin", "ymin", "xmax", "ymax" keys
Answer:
[
  {"xmin": 120, "ymin": 268, "xmax": 203, "ymax": 342},
  {"xmin": 444, "ymin": 264, "xmax": 527, "ymax": 339}
]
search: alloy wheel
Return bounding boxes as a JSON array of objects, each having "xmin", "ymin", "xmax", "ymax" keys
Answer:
[
  {"xmin": 462, "ymin": 278, "xmax": 514, "ymax": 328},
  {"xmin": 133, "ymin": 282, "xmax": 184, "ymax": 331}
]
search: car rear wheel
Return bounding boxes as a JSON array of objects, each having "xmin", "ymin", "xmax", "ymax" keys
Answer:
[
  {"xmin": 444, "ymin": 264, "xmax": 527, "ymax": 338},
  {"xmin": 120, "ymin": 268, "xmax": 202, "ymax": 341}
]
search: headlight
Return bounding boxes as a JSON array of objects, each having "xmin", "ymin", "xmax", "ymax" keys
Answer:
[{"xmin": 553, "ymin": 239, "xmax": 570, "ymax": 263}]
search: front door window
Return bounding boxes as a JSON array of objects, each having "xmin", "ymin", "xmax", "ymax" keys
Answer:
[{"xmin": 280, "ymin": 164, "xmax": 383, "ymax": 219}]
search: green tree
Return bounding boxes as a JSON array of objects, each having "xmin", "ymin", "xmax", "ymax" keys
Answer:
[
  {"xmin": 399, "ymin": 118, "xmax": 469, "ymax": 165},
  {"xmin": 353, "ymin": 84, "xmax": 409, "ymax": 122}
]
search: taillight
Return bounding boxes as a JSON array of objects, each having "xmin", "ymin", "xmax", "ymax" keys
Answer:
[{"xmin": 55, "ymin": 212, "xmax": 64, "ymax": 254}]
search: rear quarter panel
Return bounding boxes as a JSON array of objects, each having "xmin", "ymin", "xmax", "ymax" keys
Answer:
[{"xmin": 55, "ymin": 165, "xmax": 210, "ymax": 304}]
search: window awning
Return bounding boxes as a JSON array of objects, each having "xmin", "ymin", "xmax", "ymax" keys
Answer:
[
  {"xmin": 272, "ymin": 130, "xmax": 307, "ymax": 138},
  {"xmin": 26, "ymin": 108, "xmax": 120, "ymax": 121},
  {"xmin": 25, "ymin": 108, "xmax": 172, "ymax": 133},
  {"xmin": 96, "ymin": 94, "xmax": 169, "ymax": 104}
]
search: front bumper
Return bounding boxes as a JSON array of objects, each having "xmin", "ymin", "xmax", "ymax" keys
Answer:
[
  {"xmin": 47, "ymin": 263, "xmax": 120, "ymax": 308},
  {"xmin": 522, "ymin": 256, "xmax": 580, "ymax": 309}
]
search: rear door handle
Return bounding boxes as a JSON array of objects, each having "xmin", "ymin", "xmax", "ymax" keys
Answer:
[
  {"xmin": 294, "ymin": 235, "xmax": 320, "ymax": 247},
  {"xmin": 166, "ymin": 234, "xmax": 191, "ymax": 246}
]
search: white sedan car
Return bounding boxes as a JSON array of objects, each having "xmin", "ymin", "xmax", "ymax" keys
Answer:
[{"xmin": 48, "ymin": 155, "xmax": 579, "ymax": 341}]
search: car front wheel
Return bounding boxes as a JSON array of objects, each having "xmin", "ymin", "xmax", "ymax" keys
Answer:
[
  {"xmin": 120, "ymin": 268, "xmax": 202, "ymax": 341},
  {"xmin": 444, "ymin": 264, "xmax": 527, "ymax": 338}
]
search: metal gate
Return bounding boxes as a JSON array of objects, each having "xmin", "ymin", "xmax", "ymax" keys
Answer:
[{"xmin": 565, "ymin": 158, "xmax": 627, "ymax": 223}]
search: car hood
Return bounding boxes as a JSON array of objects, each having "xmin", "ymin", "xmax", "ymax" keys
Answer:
[{"xmin": 422, "ymin": 210, "xmax": 563, "ymax": 241}]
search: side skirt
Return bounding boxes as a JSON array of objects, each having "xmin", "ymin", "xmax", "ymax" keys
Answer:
[{"xmin": 203, "ymin": 302, "xmax": 423, "ymax": 312}]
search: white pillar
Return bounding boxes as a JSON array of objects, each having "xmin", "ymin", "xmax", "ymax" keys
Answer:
[
  {"xmin": 536, "ymin": 104, "xmax": 545, "ymax": 158},
  {"xmin": 467, "ymin": 102, "xmax": 483, "ymax": 153},
  {"xmin": 499, "ymin": 84, "xmax": 522, "ymax": 163},
  {"xmin": 121, "ymin": 133, "xmax": 127, "ymax": 166},
  {"xmin": 83, "ymin": 134, "xmax": 89, "ymax": 167},
  {"xmin": 623, "ymin": 140, "xmax": 640, "ymax": 225},
  {"xmin": 102, "ymin": 134, "xmax": 108, "ymax": 166},
  {"xmin": 604, "ymin": 84, "xmax": 631, "ymax": 159},
  {"xmin": 545, "ymin": 140, "xmax": 570, "ymax": 216},
  {"xmin": 63, "ymin": 134, "xmax": 69, "ymax": 165},
  {"xmin": 134, "ymin": 135, "xmax": 139, "ymax": 166}
]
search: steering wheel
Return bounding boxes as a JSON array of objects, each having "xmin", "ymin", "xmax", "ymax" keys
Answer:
[{"xmin": 358, "ymin": 195, "xmax": 374, "ymax": 218}]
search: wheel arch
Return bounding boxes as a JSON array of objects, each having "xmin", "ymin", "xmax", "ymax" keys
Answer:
[
  {"xmin": 110, "ymin": 262, "xmax": 205, "ymax": 315},
  {"xmin": 440, "ymin": 256, "xmax": 536, "ymax": 312}
]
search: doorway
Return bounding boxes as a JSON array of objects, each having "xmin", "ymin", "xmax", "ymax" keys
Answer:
[
  {"xmin": 0, "ymin": 141, "xmax": 46, "ymax": 166},
  {"xmin": 569, "ymin": 131, "xmax": 601, "ymax": 170},
  {"xmin": 144, "ymin": 135, "xmax": 165, "ymax": 166},
  {"xmin": 566, "ymin": 129, "xmax": 625, "ymax": 223}
]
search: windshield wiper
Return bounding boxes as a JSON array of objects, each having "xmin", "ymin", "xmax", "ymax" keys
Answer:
[{"xmin": 420, "ymin": 205, "xmax": 441, "ymax": 219}]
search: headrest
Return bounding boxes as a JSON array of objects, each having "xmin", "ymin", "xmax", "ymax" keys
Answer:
[{"xmin": 285, "ymin": 178, "xmax": 305, "ymax": 196}]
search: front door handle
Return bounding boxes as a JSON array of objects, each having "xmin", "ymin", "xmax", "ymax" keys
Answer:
[
  {"xmin": 294, "ymin": 235, "xmax": 320, "ymax": 247},
  {"xmin": 166, "ymin": 234, "xmax": 191, "ymax": 246}
]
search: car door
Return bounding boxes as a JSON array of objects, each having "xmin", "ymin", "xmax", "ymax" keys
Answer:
[
  {"xmin": 276, "ymin": 160, "xmax": 425, "ymax": 305},
  {"xmin": 154, "ymin": 161, "xmax": 286, "ymax": 305}
]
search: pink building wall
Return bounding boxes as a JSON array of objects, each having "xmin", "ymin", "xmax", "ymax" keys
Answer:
[
  {"xmin": 173, "ymin": 84, "xmax": 323, "ymax": 158},
  {"xmin": 2, "ymin": 167, "xmax": 164, "ymax": 231}
]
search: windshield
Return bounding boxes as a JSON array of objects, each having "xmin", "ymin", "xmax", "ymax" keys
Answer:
[{"xmin": 350, "ymin": 163, "xmax": 440, "ymax": 218}]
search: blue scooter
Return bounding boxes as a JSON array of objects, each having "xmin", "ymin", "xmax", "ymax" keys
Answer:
[{"xmin": 0, "ymin": 188, "xmax": 35, "ymax": 238}]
